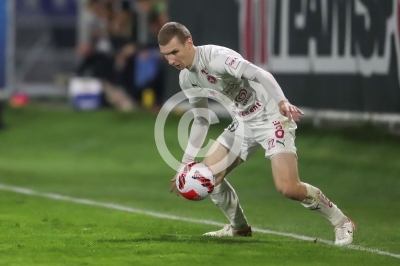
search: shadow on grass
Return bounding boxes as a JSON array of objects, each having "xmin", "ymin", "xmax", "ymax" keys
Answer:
[{"xmin": 97, "ymin": 235, "xmax": 269, "ymax": 244}]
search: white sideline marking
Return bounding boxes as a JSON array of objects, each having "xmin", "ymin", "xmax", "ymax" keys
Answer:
[{"xmin": 1, "ymin": 183, "xmax": 399, "ymax": 259}]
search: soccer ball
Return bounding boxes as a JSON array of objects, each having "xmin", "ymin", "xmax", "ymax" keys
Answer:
[{"xmin": 176, "ymin": 161, "xmax": 215, "ymax": 201}]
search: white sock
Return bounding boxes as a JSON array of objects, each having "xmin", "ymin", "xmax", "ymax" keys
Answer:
[
  {"xmin": 301, "ymin": 183, "xmax": 348, "ymax": 227},
  {"xmin": 210, "ymin": 179, "xmax": 249, "ymax": 230}
]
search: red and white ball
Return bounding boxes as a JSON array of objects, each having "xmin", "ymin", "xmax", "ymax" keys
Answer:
[{"xmin": 176, "ymin": 162, "xmax": 215, "ymax": 201}]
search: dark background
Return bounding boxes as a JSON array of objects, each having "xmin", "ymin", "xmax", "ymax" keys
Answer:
[{"xmin": 167, "ymin": 0, "xmax": 400, "ymax": 113}]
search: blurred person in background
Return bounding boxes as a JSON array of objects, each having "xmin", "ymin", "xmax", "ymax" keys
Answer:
[
  {"xmin": 75, "ymin": 0, "xmax": 168, "ymax": 112},
  {"xmin": 115, "ymin": 0, "xmax": 168, "ymax": 112},
  {"xmin": 158, "ymin": 22, "xmax": 356, "ymax": 246},
  {"xmin": 108, "ymin": 2, "xmax": 137, "ymax": 101},
  {"xmin": 76, "ymin": 0, "xmax": 113, "ymax": 81},
  {"xmin": 76, "ymin": 0, "xmax": 136, "ymax": 111}
]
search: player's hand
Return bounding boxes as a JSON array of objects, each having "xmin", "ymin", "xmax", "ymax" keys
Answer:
[
  {"xmin": 170, "ymin": 162, "xmax": 186, "ymax": 195},
  {"xmin": 170, "ymin": 174, "xmax": 180, "ymax": 196},
  {"xmin": 170, "ymin": 175, "xmax": 176, "ymax": 192},
  {"xmin": 278, "ymin": 100, "xmax": 304, "ymax": 122}
]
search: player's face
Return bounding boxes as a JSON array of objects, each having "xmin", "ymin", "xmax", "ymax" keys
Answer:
[{"xmin": 159, "ymin": 37, "xmax": 194, "ymax": 70}]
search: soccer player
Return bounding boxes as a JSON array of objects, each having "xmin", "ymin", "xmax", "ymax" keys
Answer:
[{"xmin": 158, "ymin": 22, "xmax": 355, "ymax": 246}]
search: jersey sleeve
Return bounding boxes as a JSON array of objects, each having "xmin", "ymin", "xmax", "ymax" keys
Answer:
[
  {"xmin": 179, "ymin": 71, "xmax": 205, "ymax": 103},
  {"xmin": 209, "ymin": 54, "xmax": 251, "ymax": 79}
]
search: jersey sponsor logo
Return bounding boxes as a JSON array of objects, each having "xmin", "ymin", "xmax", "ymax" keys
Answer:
[
  {"xmin": 239, "ymin": 101, "xmax": 263, "ymax": 117},
  {"xmin": 223, "ymin": 82, "xmax": 238, "ymax": 96},
  {"xmin": 235, "ymin": 89, "xmax": 248, "ymax": 102},
  {"xmin": 225, "ymin": 57, "xmax": 241, "ymax": 69},
  {"xmin": 242, "ymin": 92, "xmax": 253, "ymax": 105},
  {"xmin": 234, "ymin": 89, "xmax": 253, "ymax": 105}
]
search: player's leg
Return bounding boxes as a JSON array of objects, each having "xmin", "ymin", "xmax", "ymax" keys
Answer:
[
  {"xmin": 202, "ymin": 140, "xmax": 252, "ymax": 236},
  {"xmin": 203, "ymin": 140, "xmax": 243, "ymax": 186},
  {"xmin": 271, "ymin": 154, "xmax": 355, "ymax": 245},
  {"xmin": 271, "ymin": 153, "xmax": 347, "ymax": 224},
  {"xmin": 258, "ymin": 118, "xmax": 355, "ymax": 245}
]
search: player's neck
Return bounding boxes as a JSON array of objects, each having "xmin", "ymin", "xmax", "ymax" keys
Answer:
[{"xmin": 187, "ymin": 46, "xmax": 197, "ymax": 70}]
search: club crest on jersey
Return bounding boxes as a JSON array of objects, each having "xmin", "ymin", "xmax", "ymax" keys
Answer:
[
  {"xmin": 207, "ymin": 75, "xmax": 217, "ymax": 84},
  {"xmin": 201, "ymin": 68, "xmax": 217, "ymax": 84}
]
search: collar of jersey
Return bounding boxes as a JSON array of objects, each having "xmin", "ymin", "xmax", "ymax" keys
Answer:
[{"xmin": 188, "ymin": 47, "xmax": 199, "ymax": 72}]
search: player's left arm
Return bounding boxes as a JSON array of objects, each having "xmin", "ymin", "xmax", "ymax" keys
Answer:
[{"xmin": 241, "ymin": 63, "xmax": 304, "ymax": 121}]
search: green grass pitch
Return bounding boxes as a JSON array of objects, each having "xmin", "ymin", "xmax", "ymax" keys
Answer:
[{"xmin": 0, "ymin": 103, "xmax": 399, "ymax": 265}]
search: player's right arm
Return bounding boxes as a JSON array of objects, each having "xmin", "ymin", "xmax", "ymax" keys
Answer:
[
  {"xmin": 170, "ymin": 74, "xmax": 211, "ymax": 193},
  {"xmin": 241, "ymin": 63, "xmax": 304, "ymax": 121}
]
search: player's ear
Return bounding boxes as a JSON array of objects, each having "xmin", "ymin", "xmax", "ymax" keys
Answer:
[{"xmin": 186, "ymin": 38, "xmax": 194, "ymax": 48}]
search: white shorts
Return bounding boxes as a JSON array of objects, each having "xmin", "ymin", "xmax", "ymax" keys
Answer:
[{"xmin": 217, "ymin": 116, "xmax": 297, "ymax": 161}]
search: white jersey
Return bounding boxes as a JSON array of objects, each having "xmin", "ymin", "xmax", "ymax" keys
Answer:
[{"xmin": 179, "ymin": 45, "xmax": 279, "ymax": 121}]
